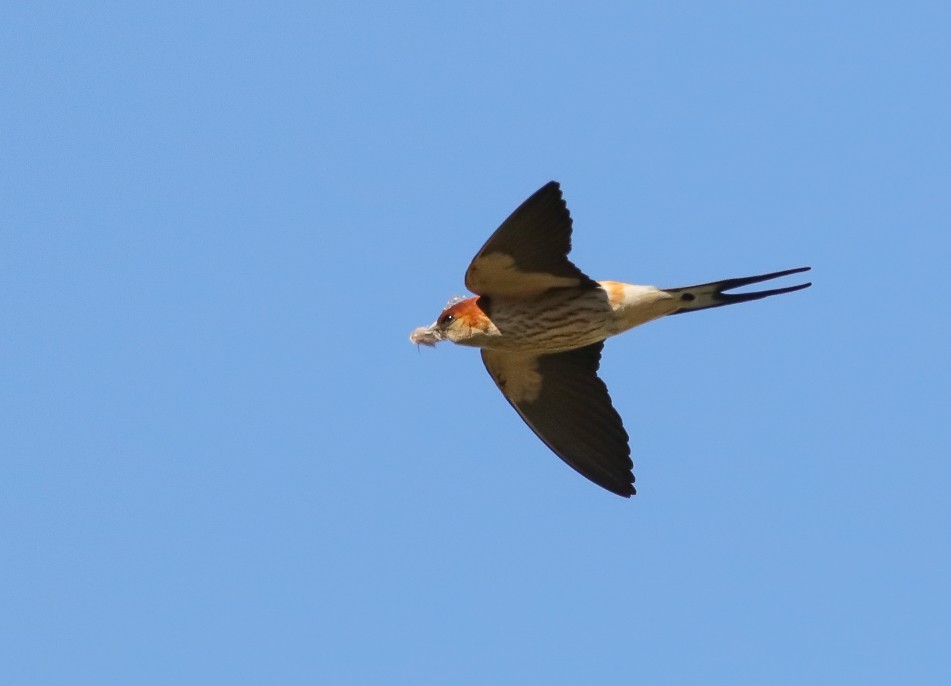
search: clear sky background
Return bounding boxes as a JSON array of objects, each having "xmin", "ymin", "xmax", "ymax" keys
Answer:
[{"xmin": 3, "ymin": 2, "xmax": 949, "ymax": 684}]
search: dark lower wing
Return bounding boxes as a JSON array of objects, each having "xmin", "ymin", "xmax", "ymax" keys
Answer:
[{"xmin": 481, "ymin": 343, "xmax": 635, "ymax": 497}]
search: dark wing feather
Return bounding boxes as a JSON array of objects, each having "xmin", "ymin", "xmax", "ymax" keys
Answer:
[
  {"xmin": 465, "ymin": 181, "xmax": 599, "ymax": 297},
  {"xmin": 481, "ymin": 342, "xmax": 635, "ymax": 497}
]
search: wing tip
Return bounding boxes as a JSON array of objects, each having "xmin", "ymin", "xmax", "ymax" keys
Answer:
[{"xmin": 608, "ymin": 481, "xmax": 636, "ymax": 498}]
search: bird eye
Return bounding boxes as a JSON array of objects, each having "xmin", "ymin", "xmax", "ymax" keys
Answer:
[{"xmin": 439, "ymin": 313, "xmax": 455, "ymax": 326}]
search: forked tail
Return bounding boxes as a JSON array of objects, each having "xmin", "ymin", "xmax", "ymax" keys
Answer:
[{"xmin": 665, "ymin": 267, "xmax": 812, "ymax": 315}]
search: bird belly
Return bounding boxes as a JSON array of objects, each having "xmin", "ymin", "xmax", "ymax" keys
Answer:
[{"xmin": 476, "ymin": 288, "xmax": 616, "ymax": 353}]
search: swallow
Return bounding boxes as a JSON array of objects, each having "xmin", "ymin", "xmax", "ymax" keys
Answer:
[{"xmin": 410, "ymin": 181, "xmax": 811, "ymax": 497}]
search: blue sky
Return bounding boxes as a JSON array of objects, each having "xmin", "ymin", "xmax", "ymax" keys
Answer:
[{"xmin": 2, "ymin": 2, "xmax": 949, "ymax": 684}]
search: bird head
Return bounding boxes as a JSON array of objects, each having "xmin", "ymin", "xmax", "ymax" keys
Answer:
[{"xmin": 410, "ymin": 296, "xmax": 492, "ymax": 347}]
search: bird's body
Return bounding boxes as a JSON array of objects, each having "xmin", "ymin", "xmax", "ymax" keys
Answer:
[
  {"xmin": 410, "ymin": 181, "xmax": 810, "ymax": 497},
  {"xmin": 425, "ymin": 283, "xmax": 674, "ymax": 354}
]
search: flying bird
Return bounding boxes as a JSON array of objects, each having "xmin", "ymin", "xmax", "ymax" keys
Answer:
[{"xmin": 410, "ymin": 181, "xmax": 810, "ymax": 497}]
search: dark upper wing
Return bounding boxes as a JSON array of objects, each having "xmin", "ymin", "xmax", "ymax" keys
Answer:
[
  {"xmin": 481, "ymin": 342, "xmax": 635, "ymax": 497},
  {"xmin": 465, "ymin": 181, "xmax": 599, "ymax": 298}
]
